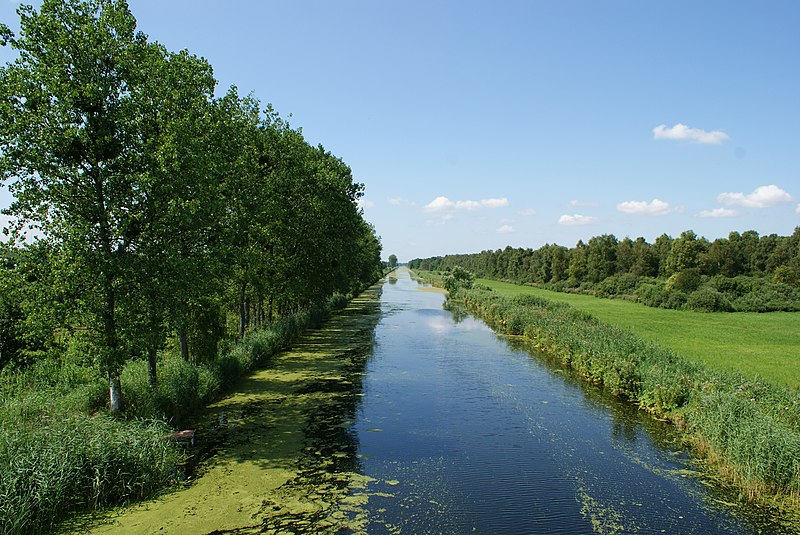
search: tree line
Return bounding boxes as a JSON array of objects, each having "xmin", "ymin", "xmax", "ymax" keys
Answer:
[
  {"xmin": 0, "ymin": 0, "xmax": 383, "ymax": 408},
  {"xmin": 409, "ymin": 228, "xmax": 800, "ymax": 312}
]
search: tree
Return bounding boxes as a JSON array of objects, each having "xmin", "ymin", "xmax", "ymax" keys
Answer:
[
  {"xmin": 568, "ymin": 240, "xmax": 588, "ymax": 282},
  {"xmin": 666, "ymin": 230, "xmax": 708, "ymax": 276},
  {"xmin": 388, "ymin": 254, "xmax": 398, "ymax": 269},
  {"xmin": 0, "ymin": 0, "xmax": 215, "ymax": 409},
  {"xmin": 586, "ymin": 234, "xmax": 618, "ymax": 283}
]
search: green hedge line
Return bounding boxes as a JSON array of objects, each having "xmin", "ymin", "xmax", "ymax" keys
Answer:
[{"xmin": 457, "ymin": 287, "xmax": 800, "ymax": 500}]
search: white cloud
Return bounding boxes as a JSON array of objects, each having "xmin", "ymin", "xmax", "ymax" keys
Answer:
[
  {"xmin": 517, "ymin": 208, "xmax": 536, "ymax": 216},
  {"xmin": 389, "ymin": 197, "xmax": 415, "ymax": 206},
  {"xmin": 424, "ymin": 196, "xmax": 509, "ymax": 212},
  {"xmin": 569, "ymin": 200, "xmax": 600, "ymax": 208},
  {"xmin": 697, "ymin": 207, "xmax": 739, "ymax": 218},
  {"xmin": 558, "ymin": 214, "xmax": 595, "ymax": 225},
  {"xmin": 496, "ymin": 225, "xmax": 514, "ymax": 234},
  {"xmin": 717, "ymin": 184, "xmax": 793, "ymax": 208},
  {"xmin": 796, "ymin": 204, "xmax": 800, "ymax": 214},
  {"xmin": 480, "ymin": 197, "xmax": 509, "ymax": 209},
  {"xmin": 424, "ymin": 196, "xmax": 453, "ymax": 211},
  {"xmin": 653, "ymin": 123, "xmax": 729, "ymax": 145},
  {"xmin": 357, "ymin": 198, "xmax": 375, "ymax": 209},
  {"xmin": 616, "ymin": 198, "xmax": 672, "ymax": 216}
]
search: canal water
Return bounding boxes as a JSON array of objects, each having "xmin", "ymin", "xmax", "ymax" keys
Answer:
[
  {"xmin": 85, "ymin": 268, "xmax": 787, "ymax": 534},
  {"xmin": 339, "ymin": 268, "xmax": 781, "ymax": 534}
]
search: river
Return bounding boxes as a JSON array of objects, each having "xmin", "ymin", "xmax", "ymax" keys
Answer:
[{"xmin": 86, "ymin": 268, "xmax": 787, "ymax": 534}]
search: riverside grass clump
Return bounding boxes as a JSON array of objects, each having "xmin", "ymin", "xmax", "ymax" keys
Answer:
[
  {"xmin": 456, "ymin": 287, "xmax": 800, "ymax": 505},
  {"xmin": 0, "ymin": 292, "xmax": 351, "ymax": 534}
]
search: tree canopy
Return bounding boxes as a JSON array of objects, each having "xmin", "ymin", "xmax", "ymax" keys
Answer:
[{"xmin": 0, "ymin": 0, "xmax": 382, "ymax": 408}]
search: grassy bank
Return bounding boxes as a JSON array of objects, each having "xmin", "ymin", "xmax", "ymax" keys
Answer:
[
  {"xmin": 455, "ymin": 286, "xmax": 800, "ymax": 515},
  {"xmin": 81, "ymin": 285, "xmax": 384, "ymax": 534},
  {"xmin": 0, "ymin": 293, "xmax": 353, "ymax": 535},
  {"xmin": 474, "ymin": 277, "xmax": 800, "ymax": 389},
  {"xmin": 414, "ymin": 271, "xmax": 800, "ymax": 520}
]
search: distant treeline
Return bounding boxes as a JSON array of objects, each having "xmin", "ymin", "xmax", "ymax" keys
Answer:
[{"xmin": 409, "ymin": 228, "xmax": 800, "ymax": 312}]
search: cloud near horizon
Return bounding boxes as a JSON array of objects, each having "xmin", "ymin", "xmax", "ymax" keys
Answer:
[
  {"xmin": 616, "ymin": 198, "xmax": 671, "ymax": 215},
  {"xmin": 697, "ymin": 207, "xmax": 739, "ymax": 218},
  {"xmin": 717, "ymin": 184, "xmax": 793, "ymax": 208},
  {"xmin": 389, "ymin": 197, "xmax": 415, "ymax": 206},
  {"xmin": 496, "ymin": 224, "xmax": 514, "ymax": 234},
  {"xmin": 558, "ymin": 214, "xmax": 595, "ymax": 225},
  {"xmin": 653, "ymin": 123, "xmax": 729, "ymax": 145},
  {"xmin": 424, "ymin": 196, "xmax": 509, "ymax": 212}
]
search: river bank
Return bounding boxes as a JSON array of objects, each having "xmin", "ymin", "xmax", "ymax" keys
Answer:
[
  {"xmin": 431, "ymin": 278, "xmax": 800, "ymax": 529},
  {"xmin": 69, "ymin": 285, "xmax": 384, "ymax": 534}
]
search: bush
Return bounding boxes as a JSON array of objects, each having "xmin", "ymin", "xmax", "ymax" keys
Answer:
[
  {"xmin": 663, "ymin": 289, "xmax": 689, "ymax": 309},
  {"xmin": 667, "ymin": 268, "xmax": 703, "ymax": 292},
  {"xmin": 685, "ymin": 286, "xmax": 734, "ymax": 312},
  {"xmin": 634, "ymin": 282, "xmax": 669, "ymax": 308},
  {"xmin": 442, "ymin": 266, "xmax": 475, "ymax": 294}
]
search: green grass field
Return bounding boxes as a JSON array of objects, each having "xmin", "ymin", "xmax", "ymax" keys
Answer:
[{"xmin": 476, "ymin": 278, "xmax": 800, "ymax": 390}]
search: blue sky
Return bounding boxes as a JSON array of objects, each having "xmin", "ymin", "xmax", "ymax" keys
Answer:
[{"xmin": 2, "ymin": 1, "xmax": 799, "ymax": 261}]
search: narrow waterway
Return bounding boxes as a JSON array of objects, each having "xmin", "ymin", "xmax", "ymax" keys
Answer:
[
  {"xmin": 85, "ymin": 268, "xmax": 787, "ymax": 534},
  {"xmin": 342, "ymin": 268, "xmax": 781, "ymax": 534}
]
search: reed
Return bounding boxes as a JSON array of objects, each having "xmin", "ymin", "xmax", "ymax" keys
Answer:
[{"xmin": 455, "ymin": 286, "xmax": 800, "ymax": 510}]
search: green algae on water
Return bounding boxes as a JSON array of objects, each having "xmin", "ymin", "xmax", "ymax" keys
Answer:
[{"xmin": 80, "ymin": 286, "xmax": 386, "ymax": 534}]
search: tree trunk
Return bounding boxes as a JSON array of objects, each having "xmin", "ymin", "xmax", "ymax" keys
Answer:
[
  {"xmin": 147, "ymin": 347, "xmax": 158, "ymax": 387},
  {"xmin": 245, "ymin": 295, "xmax": 251, "ymax": 331},
  {"xmin": 180, "ymin": 330, "xmax": 189, "ymax": 361},
  {"xmin": 109, "ymin": 372, "xmax": 123, "ymax": 413},
  {"xmin": 267, "ymin": 293, "xmax": 273, "ymax": 324},
  {"xmin": 238, "ymin": 280, "xmax": 247, "ymax": 339}
]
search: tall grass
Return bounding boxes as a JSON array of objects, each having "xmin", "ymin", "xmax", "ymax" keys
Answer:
[
  {"xmin": 0, "ymin": 291, "xmax": 353, "ymax": 534},
  {"xmin": 0, "ymin": 389, "xmax": 177, "ymax": 534},
  {"xmin": 473, "ymin": 276, "xmax": 800, "ymax": 388},
  {"xmin": 456, "ymin": 287, "xmax": 800, "ymax": 504}
]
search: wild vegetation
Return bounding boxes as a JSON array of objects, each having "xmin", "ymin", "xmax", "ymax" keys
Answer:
[
  {"xmin": 410, "ymin": 228, "xmax": 800, "ymax": 312},
  {"xmin": 417, "ymin": 269, "xmax": 800, "ymax": 517},
  {"xmin": 469, "ymin": 278, "xmax": 800, "ymax": 389},
  {"xmin": 0, "ymin": 1, "xmax": 382, "ymax": 533}
]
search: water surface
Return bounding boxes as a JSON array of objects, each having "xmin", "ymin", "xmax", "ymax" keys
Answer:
[
  {"xmin": 84, "ymin": 269, "xmax": 789, "ymax": 534},
  {"xmin": 345, "ymin": 268, "xmax": 782, "ymax": 533}
]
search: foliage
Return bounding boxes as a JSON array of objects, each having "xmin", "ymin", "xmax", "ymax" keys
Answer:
[
  {"xmin": 456, "ymin": 277, "xmax": 800, "ymax": 389},
  {"xmin": 0, "ymin": 389, "xmax": 177, "ymax": 534},
  {"xmin": 0, "ymin": 0, "xmax": 383, "ymax": 531},
  {"xmin": 442, "ymin": 266, "xmax": 474, "ymax": 294},
  {"xmin": 408, "ymin": 227, "xmax": 800, "ymax": 313}
]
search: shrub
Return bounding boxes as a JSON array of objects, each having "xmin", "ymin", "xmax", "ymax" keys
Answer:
[
  {"xmin": 442, "ymin": 266, "xmax": 475, "ymax": 294},
  {"xmin": 685, "ymin": 286, "xmax": 734, "ymax": 312},
  {"xmin": 666, "ymin": 268, "xmax": 703, "ymax": 292},
  {"xmin": 663, "ymin": 289, "xmax": 689, "ymax": 310},
  {"xmin": 634, "ymin": 282, "xmax": 669, "ymax": 308}
]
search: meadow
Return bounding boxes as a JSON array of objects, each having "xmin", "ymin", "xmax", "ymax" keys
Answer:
[{"xmin": 476, "ymin": 278, "xmax": 800, "ymax": 389}]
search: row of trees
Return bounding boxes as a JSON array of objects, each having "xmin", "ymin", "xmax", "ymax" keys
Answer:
[
  {"xmin": 0, "ymin": 0, "xmax": 382, "ymax": 409},
  {"xmin": 410, "ymin": 228, "xmax": 800, "ymax": 311}
]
